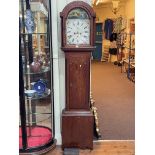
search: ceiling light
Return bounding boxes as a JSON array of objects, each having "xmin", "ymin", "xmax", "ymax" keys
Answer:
[
  {"xmin": 112, "ymin": 0, "xmax": 120, "ymax": 15},
  {"xmin": 96, "ymin": 0, "xmax": 103, "ymax": 6}
]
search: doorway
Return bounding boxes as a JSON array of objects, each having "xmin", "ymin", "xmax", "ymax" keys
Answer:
[{"xmin": 91, "ymin": 0, "xmax": 135, "ymax": 140}]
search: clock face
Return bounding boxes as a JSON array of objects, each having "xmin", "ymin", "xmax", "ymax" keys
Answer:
[
  {"xmin": 66, "ymin": 19, "xmax": 90, "ymax": 45},
  {"xmin": 66, "ymin": 8, "xmax": 90, "ymax": 45}
]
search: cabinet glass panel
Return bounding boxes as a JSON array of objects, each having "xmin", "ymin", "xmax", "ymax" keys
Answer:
[{"xmin": 19, "ymin": 0, "xmax": 55, "ymax": 153}]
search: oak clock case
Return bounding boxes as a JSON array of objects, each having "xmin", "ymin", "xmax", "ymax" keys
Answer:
[
  {"xmin": 19, "ymin": 0, "xmax": 56, "ymax": 154},
  {"xmin": 60, "ymin": 1, "xmax": 96, "ymax": 149}
]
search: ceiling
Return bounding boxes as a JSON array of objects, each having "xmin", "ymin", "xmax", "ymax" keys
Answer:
[
  {"xmin": 92, "ymin": 0, "xmax": 127, "ymax": 8},
  {"xmin": 93, "ymin": 0, "xmax": 127, "ymax": 5}
]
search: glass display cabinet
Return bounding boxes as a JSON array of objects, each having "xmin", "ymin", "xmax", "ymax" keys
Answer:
[{"xmin": 19, "ymin": 0, "xmax": 56, "ymax": 154}]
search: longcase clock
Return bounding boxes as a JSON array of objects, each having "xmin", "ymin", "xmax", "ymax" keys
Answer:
[{"xmin": 60, "ymin": 1, "xmax": 96, "ymax": 149}]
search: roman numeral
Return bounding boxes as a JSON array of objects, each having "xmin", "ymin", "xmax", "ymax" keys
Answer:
[{"xmin": 68, "ymin": 35, "xmax": 72, "ymax": 39}]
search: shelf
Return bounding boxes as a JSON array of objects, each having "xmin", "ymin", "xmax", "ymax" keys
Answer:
[
  {"xmin": 123, "ymin": 59, "xmax": 135, "ymax": 64},
  {"xmin": 20, "ymin": 33, "xmax": 48, "ymax": 35},
  {"xmin": 26, "ymin": 112, "xmax": 52, "ymax": 115},
  {"xmin": 25, "ymin": 115, "xmax": 51, "ymax": 124},
  {"xmin": 121, "ymin": 46, "xmax": 135, "ymax": 51},
  {"xmin": 26, "ymin": 89, "xmax": 51, "ymax": 100},
  {"xmin": 24, "ymin": 66, "xmax": 51, "ymax": 75}
]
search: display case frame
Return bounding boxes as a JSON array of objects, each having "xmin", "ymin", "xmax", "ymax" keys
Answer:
[{"xmin": 19, "ymin": 0, "xmax": 56, "ymax": 154}]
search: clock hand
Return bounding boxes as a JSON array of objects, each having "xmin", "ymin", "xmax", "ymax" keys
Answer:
[{"xmin": 84, "ymin": 26, "xmax": 88, "ymax": 29}]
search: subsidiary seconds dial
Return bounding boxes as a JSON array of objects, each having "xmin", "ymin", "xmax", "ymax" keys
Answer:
[{"xmin": 66, "ymin": 19, "xmax": 90, "ymax": 45}]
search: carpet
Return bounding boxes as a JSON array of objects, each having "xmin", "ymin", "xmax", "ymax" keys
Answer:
[{"xmin": 91, "ymin": 61, "xmax": 135, "ymax": 140}]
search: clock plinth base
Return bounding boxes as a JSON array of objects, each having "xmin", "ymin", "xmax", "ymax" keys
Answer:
[{"xmin": 62, "ymin": 109, "xmax": 94, "ymax": 149}]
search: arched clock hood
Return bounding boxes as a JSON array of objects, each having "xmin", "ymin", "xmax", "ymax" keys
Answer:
[
  {"xmin": 60, "ymin": 1, "xmax": 96, "ymax": 50},
  {"xmin": 60, "ymin": 1, "xmax": 96, "ymax": 18}
]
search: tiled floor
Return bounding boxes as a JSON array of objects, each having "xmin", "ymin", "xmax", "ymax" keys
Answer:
[{"xmin": 45, "ymin": 140, "xmax": 135, "ymax": 155}]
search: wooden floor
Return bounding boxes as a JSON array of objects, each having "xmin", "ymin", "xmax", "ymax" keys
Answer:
[{"xmin": 45, "ymin": 141, "xmax": 135, "ymax": 155}]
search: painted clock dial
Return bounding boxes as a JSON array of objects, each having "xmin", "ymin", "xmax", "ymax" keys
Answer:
[{"xmin": 66, "ymin": 8, "xmax": 90, "ymax": 45}]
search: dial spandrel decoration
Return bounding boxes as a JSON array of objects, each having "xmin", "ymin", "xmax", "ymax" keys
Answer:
[
  {"xmin": 66, "ymin": 8, "xmax": 90, "ymax": 45},
  {"xmin": 67, "ymin": 8, "xmax": 89, "ymax": 19}
]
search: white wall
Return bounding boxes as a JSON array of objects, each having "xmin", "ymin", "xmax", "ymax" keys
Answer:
[
  {"xmin": 125, "ymin": 0, "xmax": 135, "ymax": 19},
  {"xmin": 125, "ymin": 0, "xmax": 135, "ymax": 33},
  {"xmin": 51, "ymin": 0, "xmax": 66, "ymax": 145}
]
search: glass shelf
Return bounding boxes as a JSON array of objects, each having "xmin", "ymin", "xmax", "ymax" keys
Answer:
[
  {"xmin": 24, "ymin": 66, "xmax": 51, "ymax": 75},
  {"xmin": 26, "ymin": 89, "xmax": 51, "ymax": 100},
  {"xmin": 26, "ymin": 115, "xmax": 51, "ymax": 124},
  {"xmin": 20, "ymin": 33, "xmax": 48, "ymax": 35},
  {"xmin": 26, "ymin": 112, "xmax": 52, "ymax": 115}
]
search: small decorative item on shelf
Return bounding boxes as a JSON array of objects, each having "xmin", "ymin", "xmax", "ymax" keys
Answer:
[
  {"xmin": 30, "ymin": 61, "xmax": 41, "ymax": 73},
  {"xmin": 44, "ymin": 57, "xmax": 50, "ymax": 66},
  {"xmin": 41, "ymin": 65, "xmax": 50, "ymax": 72},
  {"xmin": 36, "ymin": 55, "xmax": 44, "ymax": 66},
  {"xmin": 24, "ymin": 89, "xmax": 37, "ymax": 98},
  {"xmin": 25, "ymin": 9, "xmax": 36, "ymax": 33},
  {"xmin": 32, "ymin": 79, "xmax": 47, "ymax": 96}
]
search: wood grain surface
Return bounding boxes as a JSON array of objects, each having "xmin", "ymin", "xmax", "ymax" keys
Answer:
[{"xmin": 45, "ymin": 141, "xmax": 135, "ymax": 155}]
